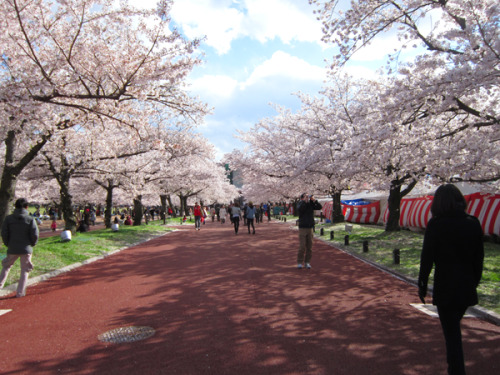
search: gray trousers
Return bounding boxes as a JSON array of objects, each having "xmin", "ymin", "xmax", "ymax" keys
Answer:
[{"xmin": 0, "ymin": 253, "xmax": 34, "ymax": 297}]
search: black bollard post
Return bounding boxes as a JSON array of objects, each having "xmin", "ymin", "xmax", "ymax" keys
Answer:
[
  {"xmin": 330, "ymin": 230, "xmax": 334, "ymax": 240},
  {"xmin": 320, "ymin": 228, "xmax": 324, "ymax": 236},
  {"xmin": 393, "ymin": 249, "xmax": 400, "ymax": 265},
  {"xmin": 363, "ymin": 240, "xmax": 369, "ymax": 253},
  {"xmin": 344, "ymin": 235, "xmax": 349, "ymax": 245}
]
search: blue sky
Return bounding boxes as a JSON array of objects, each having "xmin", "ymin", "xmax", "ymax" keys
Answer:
[{"xmin": 131, "ymin": 0, "xmax": 398, "ymax": 159}]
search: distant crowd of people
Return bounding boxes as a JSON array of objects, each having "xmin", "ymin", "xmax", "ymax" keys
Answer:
[{"xmin": 189, "ymin": 201, "xmax": 289, "ymax": 235}]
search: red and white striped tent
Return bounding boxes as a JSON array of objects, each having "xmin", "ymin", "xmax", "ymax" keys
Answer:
[
  {"xmin": 322, "ymin": 201, "xmax": 380, "ymax": 224},
  {"xmin": 322, "ymin": 192, "xmax": 500, "ymax": 237},
  {"xmin": 381, "ymin": 193, "xmax": 500, "ymax": 236},
  {"xmin": 466, "ymin": 192, "xmax": 500, "ymax": 237},
  {"xmin": 382, "ymin": 196, "xmax": 433, "ymax": 229}
]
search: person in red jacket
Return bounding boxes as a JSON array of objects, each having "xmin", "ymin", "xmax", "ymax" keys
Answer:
[
  {"xmin": 193, "ymin": 202, "xmax": 202, "ymax": 231},
  {"xmin": 418, "ymin": 184, "xmax": 484, "ymax": 375}
]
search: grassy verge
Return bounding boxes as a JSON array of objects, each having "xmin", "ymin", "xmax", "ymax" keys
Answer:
[
  {"xmin": 308, "ymin": 220, "xmax": 500, "ymax": 315},
  {"xmin": 0, "ymin": 218, "xmax": 190, "ymax": 287}
]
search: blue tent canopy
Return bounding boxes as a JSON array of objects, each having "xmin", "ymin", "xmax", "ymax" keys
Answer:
[{"xmin": 341, "ymin": 199, "xmax": 373, "ymax": 206}]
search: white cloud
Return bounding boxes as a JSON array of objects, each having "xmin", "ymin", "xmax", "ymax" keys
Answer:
[
  {"xmin": 170, "ymin": 0, "xmax": 324, "ymax": 55},
  {"xmin": 242, "ymin": 0, "xmax": 323, "ymax": 44},
  {"xmin": 170, "ymin": 0, "xmax": 244, "ymax": 55},
  {"xmin": 242, "ymin": 51, "xmax": 326, "ymax": 89},
  {"xmin": 189, "ymin": 51, "xmax": 326, "ymax": 106},
  {"xmin": 189, "ymin": 75, "xmax": 239, "ymax": 100}
]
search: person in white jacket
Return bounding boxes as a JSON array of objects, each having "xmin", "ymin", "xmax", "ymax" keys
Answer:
[{"xmin": 219, "ymin": 206, "xmax": 227, "ymax": 224}]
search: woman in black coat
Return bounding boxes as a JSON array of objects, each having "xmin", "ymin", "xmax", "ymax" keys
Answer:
[{"xmin": 418, "ymin": 184, "xmax": 484, "ymax": 375}]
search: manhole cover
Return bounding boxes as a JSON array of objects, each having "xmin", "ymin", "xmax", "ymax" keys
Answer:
[{"xmin": 98, "ymin": 326, "xmax": 155, "ymax": 343}]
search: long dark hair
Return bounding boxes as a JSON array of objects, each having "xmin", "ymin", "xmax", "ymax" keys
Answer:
[{"xmin": 430, "ymin": 184, "xmax": 467, "ymax": 217}]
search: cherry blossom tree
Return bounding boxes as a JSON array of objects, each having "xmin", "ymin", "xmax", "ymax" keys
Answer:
[
  {"xmin": 310, "ymin": 0, "xmax": 499, "ymax": 229},
  {"xmin": 158, "ymin": 145, "xmax": 239, "ymax": 217},
  {"xmin": 0, "ymin": 0, "xmax": 207, "ymax": 226},
  {"xmin": 312, "ymin": 0, "xmax": 499, "ymax": 179},
  {"xmin": 290, "ymin": 75, "xmax": 376, "ymax": 222},
  {"xmin": 231, "ymin": 74, "xmax": 375, "ymax": 221},
  {"xmin": 228, "ymin": 110, "xmax": 311, "ymax": 203}
]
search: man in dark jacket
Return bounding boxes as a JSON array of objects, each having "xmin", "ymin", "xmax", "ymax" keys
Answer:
[
  {"xmin": 0, "ymin": 198, "xmax": 39, "ymax": 297},
  {"xmin": 297, "ymin": 193, "xmax": 322, "ymax": 269}
]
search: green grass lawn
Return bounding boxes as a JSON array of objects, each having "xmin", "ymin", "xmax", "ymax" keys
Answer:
[
  {"xmin": 0, "ymin": 219, "xmax": 185, "ymax": 287},
  {"xmin": 311, "ymin": 220, "xmax": 500, "ymax": 315}
]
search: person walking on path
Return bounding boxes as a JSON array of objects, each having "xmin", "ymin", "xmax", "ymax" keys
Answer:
[
  {"xmin": 297, "ymin": 193, "xmax": 322, "ymax": 269},
  {"xmin": 266, "ymin": 203, "xmax": 271, "ymax": 222},
  {"xmin": 219, "ymin": 205, "xmax": 227, "ymax": 224},
  {"xmin": 418, "ymin": 184, "xmax": 484, "ymax": 375},
  {"xmin": 228, "ymin": 204, "xmax": 233, "ymax": 225},
  {"xmin": 0, "ymin": 198, "xmax": 39, "ymax": 298},
  {"xmin": 246, "ymin": 202, "xmax": 256, "ymax": 234},
  {"xmin": 231, "ymin": 202, "xmax": 241, "ymax": 234},
  {"xmin": 194, "ymin": 202, "xmax": 202, "ymax": 231}
]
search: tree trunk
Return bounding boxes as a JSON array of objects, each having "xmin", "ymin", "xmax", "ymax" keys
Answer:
[
  {"xmin": 133, "ymin": 195, "xmax": 143, "ymax": 226},
  {"xmin": 178, "ymin": 194, "xmax": 190, "ymax": 217},
  {"xmin": 104, "ymin": 181, "xmax": 114, "ymax": 228},
  {"xmin": 178, "ymin": 194, "xmax": 184, "ymax": 217},
  {"xmin": 59, "ymin": 171, "xmax": 77, "ymax": 232},
  {"xmin": 331, "ymin": 190, "xmax": 345, "ymax": 223},
  {"xmin": 182, "ymin": 196, "xmax": 189, "ymax": 216},
  {"xmin": 291, "ymin": 199, "xmax": 298, "ymax": 217},
  {"xmin": 385, "ymin": 177, "xmax": 418, "ymax": 232},
  {"xmin": 160, "ymin": 194, "xmax": 167, "ymax": 224},
  {"xmin": 0, "ymin": 130, "xmax": 49, "ymax": 227},
  {"xmin": 167, "ymin": 195, "xmax": 176, "ymax": 218},
  {"xmin": 0, "ymin": 167, "xmax": 18, "ymax": 226},
  {"xmin": 386, "ymin": 184, "xmax": 402, "ymax": 232}
]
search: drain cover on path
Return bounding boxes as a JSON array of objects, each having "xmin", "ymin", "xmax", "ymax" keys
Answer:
[{"xmin": 98, "ymin": 326, "xmax": 155, "ymax": 343}]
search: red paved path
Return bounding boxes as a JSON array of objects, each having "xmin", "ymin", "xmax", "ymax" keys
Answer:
[{"xmin": 1, "ymin": 220, "xmax": 499, "ymax": 374}]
